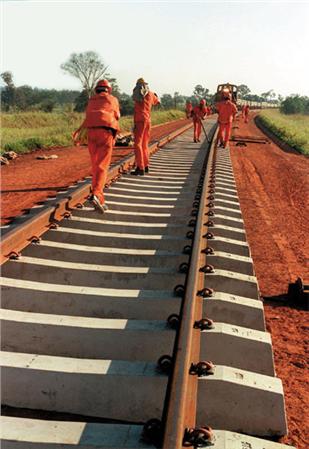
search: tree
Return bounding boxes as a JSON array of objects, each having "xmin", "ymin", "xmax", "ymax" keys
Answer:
[
  {"xmin": 107, "ymin": 77, "xmax": 120, "ymax": 98},
  {"xmin": 61, "ymin": 51, "xmax": 109, "ymax": 98},
  {"xmin": 174, "ymin": 92, "xmax": 181, "ymax": 108},
  {"xmin": 237, "ymin": 84, "xmax": 251, "ymax": 98},
  {"xmin": 261, "ymin": 90, "xmax": 275, "ymax": 103},
  {"xmin": 40, "ymin": 99, "xmax": 56, "ymax": 112},
  {"xmin": 280, "ymin": 95, "xmax": 309, "ymax": 114},
  {"xmin": 1, "ymin": 71, "xmax": 15, "ymax": 110},
  {"xmin": 74, "ymin": 90, "xmax": 89, "ymax": 112},
  {"xmin": 277, "ymin": 94, "xmax": 284, "ymax": 104},
  {"xmin": 193, "ymin": 84, "xmax": 209, "ymax": 99},
  {"xmin": 161, "ymin": 94, "xmax": 174, "ymax": 109},
  {"xmin": 118, "ymin": 92, "xmax": 134, "ymax": 116}
]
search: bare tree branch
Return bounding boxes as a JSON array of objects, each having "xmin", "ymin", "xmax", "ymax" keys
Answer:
[{"xmin": 61, "ymin": 51, "xmax": 109, "ymax": 98}]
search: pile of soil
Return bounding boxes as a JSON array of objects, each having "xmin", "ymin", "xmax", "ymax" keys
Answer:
[
  {"xmin": 230, "ymin": 112, "xmax": 309, "ymax": 449},
  {"xmin": 1, "ymin": 118, "xmax": 190, "ymax": 226}
]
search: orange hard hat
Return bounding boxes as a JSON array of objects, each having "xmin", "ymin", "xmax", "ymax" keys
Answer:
[
  {"xmin": 200, "ymin": 99, "xmax": 206, "ymax": 105},
  {"xmin": 96, "ymin": 79, "xmax": 112, "ymax": 92}
]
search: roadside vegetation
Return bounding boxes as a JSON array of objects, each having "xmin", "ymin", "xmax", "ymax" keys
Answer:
[
  {"xmin": 258, "ymin": 109, "xmax": 309, "ymax": 155},
  {"xmin": 1, "ymin": 109, "xmax": 185, "ymax": 154}
]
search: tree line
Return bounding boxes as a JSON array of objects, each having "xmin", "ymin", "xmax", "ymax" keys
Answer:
[{"xmin": 2, "ymin": 50, "xmax": 296, "ymax": 116}]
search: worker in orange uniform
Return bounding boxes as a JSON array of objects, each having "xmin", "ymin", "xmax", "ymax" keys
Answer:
[
  {"xmin": 185, "ymin": 101, "xmax": 193, "ymax": 118},
  {"xmin": 132, "ymin": 78, "xmax": 160, "ymax": 175},
  {"xmin": 244, "ymin": 104, "xmax": 250, "ymax": 123},
  {"xmin": 191, "ymin": 99, "xmax": 208, "ymax": 143},
  {"xmin": 215, "ymin": 92, "xmax": 237, "ymax": 149},
  {"xmin": 73, "ymin": 79, "xmax": 120, "ymax": 213}
]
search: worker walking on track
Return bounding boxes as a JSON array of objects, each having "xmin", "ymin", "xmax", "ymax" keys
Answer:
[
  {"xmin": 191, "ymin": 99, "xmax": 208, "ymax": 143},
  {"xmin": 132, "ymin": 78, "xmax": 160, "ymax": 176},
  {"xmin": 73, "ymin": 79, "xmax": 120, "ymax": 213},
  {"xmin": 215, "ymin": 91, "xmax": 237, "ymax": 149},
  {"xmin": 244, "ymin": 104, "xmax": 250, "ymax": 123},
  {"xmin": 185, "ymin": 101, "xmax": 193, "ymax": 118}
]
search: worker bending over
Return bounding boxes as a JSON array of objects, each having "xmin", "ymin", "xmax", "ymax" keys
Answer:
[
  {"xmin": 191, "ymin": 99, "xmax": 208, "ymax": 143},
  {"xmin": 185, "ymin": 101, "xmax": 193, "ymax": 118},
  {"xmin": 215, "ymin": 92, "xmax": 237, "ymax": 148},
  {"xmin": 73, "ymin": 79, "xmax": 120, "ymax": 213},
  {"xmin": 132, "ymin": 78, "xmax": 160, "ymax": 176}
]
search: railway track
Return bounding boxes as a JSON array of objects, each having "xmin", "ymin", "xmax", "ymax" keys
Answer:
[{"xmin": 0, "ymin": 120, "xmax": 293, "ymax": 448}]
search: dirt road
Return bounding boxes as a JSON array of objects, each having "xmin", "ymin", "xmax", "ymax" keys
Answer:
[{"xmin": 230, "ymin": 112, "xmax": 309, "ymax": 449}]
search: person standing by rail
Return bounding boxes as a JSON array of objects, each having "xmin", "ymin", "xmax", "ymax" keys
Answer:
[
  {"xmin": 185, "ymin": 101, "xmax": 193, "ymax": 118},
  {"xmin": 132, "ymin": 78, "xmax": 160, "ymax": 176},
  {"xmin": 243, "ymin": 104, "xmax": 250, "ymax": 123},
  {"xmin": 215, "ymin": 91, "xmax": 237, "ymax": 149},
  {"xmin": 191, "ymin": 99, "xmax": 208, "ymax": 143},
  {"xmin": 73, "ymin": 79, "xmax": 120, "ymax": 213}
]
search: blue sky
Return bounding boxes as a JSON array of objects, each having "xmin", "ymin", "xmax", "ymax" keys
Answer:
[{"xmin": 1, "ymin": 1, "xmax": 309, "ymax": 97}]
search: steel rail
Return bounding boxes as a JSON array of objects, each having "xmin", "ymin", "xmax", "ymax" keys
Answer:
[
  {"xmin": 0, "ymin": 122, "xmax": 192, "ymax": 265},
  {"xmin": 162, "ymin": 129, "xmax": 217, "ymax": 448}
]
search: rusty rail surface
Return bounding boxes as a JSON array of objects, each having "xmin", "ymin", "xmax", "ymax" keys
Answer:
[
  {"xmin": 0, "ymin": 122, "xmax": 192, "ymax": 265},
  {"xmin": 162, "ymin": 130, "xmax": 217, "ymax": 448}
]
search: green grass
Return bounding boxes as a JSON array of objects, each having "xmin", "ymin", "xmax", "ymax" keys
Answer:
[
  {"xmin": 0, "ymin": 109, "xmax": 185, "ymax": 154},
  {"xmin": 258, "ymin": 110, "xmax": 309, "ymax": 155}
]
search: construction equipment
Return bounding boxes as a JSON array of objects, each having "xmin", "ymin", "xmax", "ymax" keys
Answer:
[{"xmin": 215, "ymin": 83, "xmax": 238, "ymax": 104}]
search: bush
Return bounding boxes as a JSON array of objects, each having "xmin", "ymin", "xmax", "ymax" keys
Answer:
[
  {"xmin": 40, "ymin": 100, "xmax": 56, "ymax": 113},
  {"xmin": 280, "ymin": 95, "xmax": 309, "ymax": 115}
]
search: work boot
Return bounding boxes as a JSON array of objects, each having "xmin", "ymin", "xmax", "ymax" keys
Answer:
[
  {"xmin": 131, "ymin": 168, "xmax": 145, "ymax": 176},
  {"xmin": 145, "ymin": 166, "xmax": 149, "ymax": 173},
  {"xmin": 92, "ymin": 195, "xmax": 107, "ymax": 214}
]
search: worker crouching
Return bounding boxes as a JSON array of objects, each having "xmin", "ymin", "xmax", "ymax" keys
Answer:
[
  {"xmin": 192, "ymin": 99, "xmax": 207, "ymax": 143},
  {"xmin": 73, "ymin": 79, "xmax": 120, "ymax": 213},
  {"xmin": 215, "ymin": 92, "xmax": 237, "ymax": 149},
  {"xmin": 132, "ymin": 78, "xmax": 160, "ymax": 176}
]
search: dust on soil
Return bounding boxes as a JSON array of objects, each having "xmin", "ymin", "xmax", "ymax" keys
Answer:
[
  {"xmin": 230, "ymin": 111, "xmax": 309, "ymax": 449},
  {"xmin": 1, "ymin": 118, "xmax": 190, "ymax": 226}
]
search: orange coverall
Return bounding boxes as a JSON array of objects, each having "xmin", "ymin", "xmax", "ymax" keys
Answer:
[
  {"xmin": 134, "ymin": 91, "xmax": 159, "ymax": 170},
  {"xmin": 84, "ymin": 92, "xmax": 120, "ymax": 202},
  {"xmin": 186, "ymin": 102, "xmax": 193, "ymax": 118},
  {"xmin": 215, "ymin": 100, "xmax": 237, "ymax": 148},
  {"xmin": 244, "ymin": 105, "xmax": 250, "ymax": 123},
  {"xmin": 192, "ymin": 105, "xmax": 207, "ymax": 142}
]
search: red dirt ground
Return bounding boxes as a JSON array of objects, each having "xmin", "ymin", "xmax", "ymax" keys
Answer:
[
  {"xmin": 1, "ymin": 118, "xmax": 190, "ymax": 226},
  {"xmin": 230, "ymin": 112, "xmax": 309, "ymax": 449},
  {"xmin": 1, "ymin": 114, "xmax": 308, "ymax": 447}
]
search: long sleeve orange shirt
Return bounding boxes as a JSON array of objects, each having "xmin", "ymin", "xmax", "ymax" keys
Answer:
[
  {"xmin": 134, "ymin": 91, "xmax": 160, "ymax": 122},
  {"xmin": 216, "ymin": 100, "xmax": 238, "ymax": 124},
  {"xmin": 192, "ymin": 105, "xmax": 207, "ymax": 121}
]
